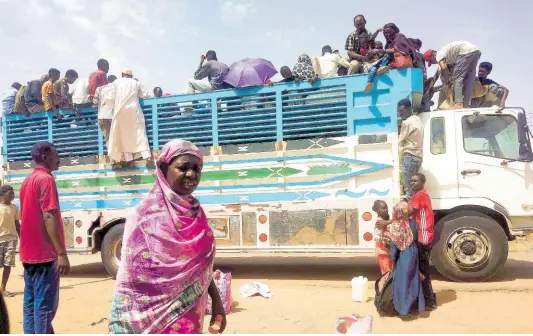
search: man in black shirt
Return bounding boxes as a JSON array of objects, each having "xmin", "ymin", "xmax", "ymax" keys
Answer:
[{"xmin": 478, "ymin": 62, "xmax": 509, "ymax": 108}]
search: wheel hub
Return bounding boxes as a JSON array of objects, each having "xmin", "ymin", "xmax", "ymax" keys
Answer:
[
  {"xmin": 447, "ymin": 228, "xmax": 490, "ymax": 268},
  {"xmin": 460, "ymin": 240, "xmax": 476, "ymax": 256}
]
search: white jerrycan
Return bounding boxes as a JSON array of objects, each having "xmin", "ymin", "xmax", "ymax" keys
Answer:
[{"xmin": 351, "ymin": 276, "xmax": 369, "ymax": 302}]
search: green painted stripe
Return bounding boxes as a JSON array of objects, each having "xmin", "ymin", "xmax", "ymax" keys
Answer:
[{"xmin": 11, "ymin": 167, "xmax": 304, "ymax": 190}]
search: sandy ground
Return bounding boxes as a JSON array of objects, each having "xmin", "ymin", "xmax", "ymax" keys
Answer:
[{"xmin": 4, "ymin": 247, "xmax": 533, "ymax": 334}]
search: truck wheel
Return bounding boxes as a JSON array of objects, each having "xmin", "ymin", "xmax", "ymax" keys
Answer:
[
  {"xmin": 101, "ymin": 223, "xmax": 124, "ymax": 279},
  {"xmin": 431, "ymin": 211, "xmax": 508, "ymax": 282}
]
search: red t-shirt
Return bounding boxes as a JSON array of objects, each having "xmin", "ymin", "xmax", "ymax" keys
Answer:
[
  {"xmin": 409, "ymin": 189, "xmax": 434, "ymax": 246},
  {"xmin": 88, "ymin": 69, "xmax": 108, "ymax": 100},
  {"xmin": 19, "ymin": 167, "xmax": 65, "ymax": 264}
]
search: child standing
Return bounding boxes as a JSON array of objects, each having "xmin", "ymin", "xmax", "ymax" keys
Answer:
[
  {"xmin": 372, "ymin": 200, "xmax": 393, "ymax": 274},
  {"xmin": 0, "ymin": 185, "xmax": 21, "ymax": 298},
  {"xmin": 409, "ymin": 173, "xmax": 437, "ymax": 311}
]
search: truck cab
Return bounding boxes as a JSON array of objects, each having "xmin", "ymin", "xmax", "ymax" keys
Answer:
[{"xmin": 419, "ymin": 107, "xmax": 532, "ymax": 281}]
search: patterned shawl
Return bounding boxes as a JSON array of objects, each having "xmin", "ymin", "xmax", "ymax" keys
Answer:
[
  {"xmin": 109, "ymin": 139, "xmax": 215, "ymax": 334},
  {"xmin": 292, "ymin": 54, "xmax": 315, "ymax": 80},
  {"xmin": 388, "ymin": 201, "xmax": 414, "ymax": 251}
]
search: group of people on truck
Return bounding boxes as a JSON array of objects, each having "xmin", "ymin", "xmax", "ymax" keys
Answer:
[
  {"xmin": 181, "ymin": 14, "xmax": 509, "ymax": 112},
  {"xmin": 1, "ymin": 60, "xmax": 155, "ymax": 168}
]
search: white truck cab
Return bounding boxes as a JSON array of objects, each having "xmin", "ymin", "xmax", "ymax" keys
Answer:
[{"xmin": 419, "ymin": 107, "xmax": 532, "ymax": 281}]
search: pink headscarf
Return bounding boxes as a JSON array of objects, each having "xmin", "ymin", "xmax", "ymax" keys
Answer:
[{"xmin": 109, "ymin": 139, "xmax": 215, "ymax": 334}]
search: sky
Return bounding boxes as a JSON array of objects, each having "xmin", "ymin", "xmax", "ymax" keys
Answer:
[{"xmin": 0, "ymin": 0, "xmax": 532, "ymax": 112}]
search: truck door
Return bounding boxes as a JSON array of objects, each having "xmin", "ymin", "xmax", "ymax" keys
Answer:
[{"xmin": 455, "ymin": 111, "xmax": 533, "ymax": 228}]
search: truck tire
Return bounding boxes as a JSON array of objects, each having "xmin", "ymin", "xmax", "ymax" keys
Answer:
[
  {"xmin": 101, "ymin": 223, "xmax": 124, "ymax": 279},
  {"xmin": 431, "ymin": 211, "xmax": 508, "ymax": 282}
]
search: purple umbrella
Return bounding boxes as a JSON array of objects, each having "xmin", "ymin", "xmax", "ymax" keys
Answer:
[{"xmin": 224, "ymin": 58, "xmax": 278, "ymax": 88}]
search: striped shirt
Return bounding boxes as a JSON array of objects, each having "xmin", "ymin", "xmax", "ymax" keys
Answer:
[{"xmin": 409, "ymin": 189, "xmax": 434, "ymax": 245}]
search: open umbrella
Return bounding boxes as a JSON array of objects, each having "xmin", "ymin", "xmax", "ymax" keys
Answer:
[{"xmin": 224, "ymin": 58, "xmax": 278, "ymax": 88}]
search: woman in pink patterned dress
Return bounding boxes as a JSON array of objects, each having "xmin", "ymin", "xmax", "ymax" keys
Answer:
[{"xmin": 108, "ymin": 139, "xmax": 227, "ymax": 334}]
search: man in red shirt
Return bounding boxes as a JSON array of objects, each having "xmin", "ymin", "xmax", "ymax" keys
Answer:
[
  {"xmin": 409, "ymin": 172, "xmax": 437, "ymax": 311},
  {"xmin": 19, "ymin": 142, "xmax": 70, "ymax": 334},
  {"xmin": 88, "ymin": 59, "xmax": 110, "ymax": 101}
]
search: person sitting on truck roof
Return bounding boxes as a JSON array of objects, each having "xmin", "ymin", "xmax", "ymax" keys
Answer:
[
  {"xmin": 408, "ymin": 172, "xmax": 437, "ymax": 311},
  {"xmin": 424, "ymin": 41, "xmax": 481, "ymax": 108},
  {"xmin": 313, "ymin": 45, "xmax": 350, "ymax": 82},
  {"xmin": 54, "ymin": 69, "xmax": 81, "ymax": 118},
  {"xmin": 1, "ymin": 82, "xmax": 22, "ymax": 116},
  {"xmin": 476, "ymin": 62, "xmax": 509, "ymax": 108},
  {"xmin": 13, "ymin": 84, "xmax": 29, "ymax": 116},
  {"xmin": 345, "ymin": 15, "xmax": 375, "ymax": 75},
  {"xmin": 108, "ymin": 139, "xmax": 227, "ymax": 334},
  {"xmin": 24, "ymin": 74, "xmax": 49, "ymax": 114},
  {"xmin": 188, "ymin": 50, "xmax": 229, "ymax": 94},
  {"xmin": 72, "ymin": 77, "xmax": 92, "ymax": 109},
  {"xmin": 41, "ymin": 68, "xmax": 62, "ymax": 120},
  {"xmin": 398, "ymin": 98, "xmax": 423, "ymax": 201},
  {"xmin": 153, "ymin": 86, "xmax": 163, "ymax": 97},
  {"xmin": 334, "ymin": 50, "xmax": 349, "ymax": 76},
  {"xmin": 89, "ymin": 59, "xmax": 110, "ymax": 102},
  {"xmin": 364, "ymin": 23, "xmax": 414, "ymax": 94},
  {"xmin": 107, "ymin": 68, "xmax": 152, "ymax": 167},
  {"xmin": 292, "ymin": 54, "xmax": 317, "ymax": 82},
  {"xmin": 357, "ymin": 32, "xmax": 383, "ymax": 74},
  {"xmin": 94, "ymin": 75, "xmax": 117, "ymax": 156}
]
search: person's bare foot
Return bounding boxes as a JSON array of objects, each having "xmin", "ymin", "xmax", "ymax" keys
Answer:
[
  {"xmin": 377, "ymin": 66, "xmax": 390, "ymax": 75},
  {"xmin": 454, "ymin": 103, "xmax": 464, "ymax": 109},
  {"xmin": 364, "ymin": 82, "xmax": 374, "ymax": 94}
]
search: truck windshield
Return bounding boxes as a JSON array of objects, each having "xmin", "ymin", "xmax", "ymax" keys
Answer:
[{"xmin": 462, "ymin": 115, "xmax": 520, "ymax": 160}]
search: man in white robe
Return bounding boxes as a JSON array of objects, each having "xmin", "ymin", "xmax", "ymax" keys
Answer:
[{"xmin": 108, "ymin": 68, "xmax": 152, "ymax": 166}]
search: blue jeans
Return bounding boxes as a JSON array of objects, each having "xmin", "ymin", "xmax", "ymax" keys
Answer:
[
  {"xmin": 368, "ymin": 54, "xmax": 392, "ymax": 84},
  {"xmin": 402, "ymin": 153, "xmax": 422, "ymax": 201},
  {"xmin": 23, "ymin": 261, "xmax": 60, "ymax": 334}
]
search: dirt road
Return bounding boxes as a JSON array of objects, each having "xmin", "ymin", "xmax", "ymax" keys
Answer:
[{"xmin": 4, "ymin": 251, "xmax": 533, "ymax": 334}]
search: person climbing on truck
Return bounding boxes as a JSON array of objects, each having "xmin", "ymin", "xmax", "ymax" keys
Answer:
[
  {"xmin": 398, "ymin": 98, "xmax": 423, "ymax": 201},
  {"xmin": 424, "ymin": 41, "xmax": 481, "ymax": 108},
  {"xmin": 408, "ymin": 172, "xmax": 437, "ymax": 311}
]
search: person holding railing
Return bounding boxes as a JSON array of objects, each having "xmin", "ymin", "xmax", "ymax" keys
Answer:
[
  {"xmin": 107, "ymin": 68, "xmax": 152, "ymax": 168},
  {"xmin": 1, "ymin": 82, "xmax": 22, "ymax": 116},
  {"xmin": 53, "ymin": 69, "xmax": 81, "ymax": 118},
  {"xmin": 89, "ymin": 59, "xmax": 110, "ymax": 102},
  {"xmin": 24, "ymin": 74, "xmax": 49, "ymax": 114},
  {"xmin": 41, "ymin": 68, "xmax": 62, "ymax": 120},
  {"xmin": 94, "ymin": 75, "xmax": 117, "ymax": 154}
]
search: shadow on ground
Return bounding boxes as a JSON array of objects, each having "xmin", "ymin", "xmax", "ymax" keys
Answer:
[
  {"xmin": 55, "ymin": 254, "xmax": 533, "ymax": 283},
  {"xmin": 216, "ymin": 255, "xmax": 533, "ymax": 283}
]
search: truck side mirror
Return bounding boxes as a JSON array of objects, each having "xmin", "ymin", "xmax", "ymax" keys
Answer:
[{"xmin": 517, "ymin": 112, "xmax": 533, "ymax": 162}]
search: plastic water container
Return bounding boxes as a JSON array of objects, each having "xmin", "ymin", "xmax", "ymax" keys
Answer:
[{"xmin": 351, "ymin": 276, "xmax": 369, "ymax": 302}]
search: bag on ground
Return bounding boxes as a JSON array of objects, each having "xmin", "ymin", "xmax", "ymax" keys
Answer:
[{"xmin": 205, "ymin": 269, "xmax": 233, "ymax": 315}]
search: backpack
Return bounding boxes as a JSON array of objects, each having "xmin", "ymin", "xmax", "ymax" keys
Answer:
[{"xmin": 374, "ymin": 271, "xmax": 397, "ymax": 316}]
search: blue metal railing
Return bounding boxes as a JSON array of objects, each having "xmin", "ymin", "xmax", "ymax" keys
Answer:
[{"xmin": 2, "ymin": 68, "xmax": 423, "ymax": 162}]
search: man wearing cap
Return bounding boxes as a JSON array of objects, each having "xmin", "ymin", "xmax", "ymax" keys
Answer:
[
  {"xmin": 108, "ymin": 68, "xmax": 152, "ymax": 168},
  {"xmin": 19, "ymin": 142, "xmax": 69, "ymax": 333},
  {"xmin": 398, "ymin": 99, "xmax": 423, "ymax": 201},
  {"xmin": 188, "ymin": 50, "xmax": 229, "ymax": 94},
  {"xmin": 424, "ymin": 41, "xmax": 481, "ymax": 109}
]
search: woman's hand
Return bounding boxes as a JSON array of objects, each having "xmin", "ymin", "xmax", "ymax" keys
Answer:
[
  {"xmin": 375, "ymin": 220, "xmax": 391, "ymax": 230},
  {"xmin": 208, "ymin": 279, "xmax": 227, "ymax": 333},
  {"xmin": 210, "ymin": 299, "xmax": 227, "ymax": 333}
]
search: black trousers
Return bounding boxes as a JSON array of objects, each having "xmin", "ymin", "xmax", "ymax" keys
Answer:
[{"xmin": 417, "ymin": 243, "xmax": 436, "ymax": 305}]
